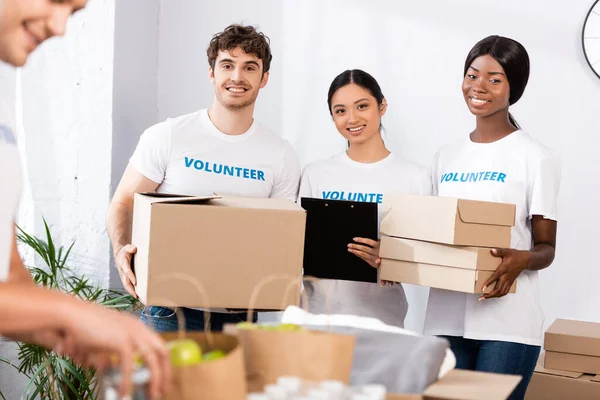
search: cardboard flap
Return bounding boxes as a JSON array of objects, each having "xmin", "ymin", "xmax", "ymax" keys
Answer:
[
  {"xmin": 423, "ymin": 369, "xmax": 521, "ymax": 400},
  {"xmin": 137, "ymin": 192, "xmax": 220, "ymax": 205},
  {"xmin": 456, "ymin": 199, "xmax": 516, "ymax": 227},
  {"xmin": 213, "ymin": 195, "xmax": 303, "ymax": 211},
  {"xmin": 591, "ymin": 375, "xmax": 600, "ymax": 383},
  {"xmin": 534, "ymin": 363, "xmax": 583, "ymax": 379}
]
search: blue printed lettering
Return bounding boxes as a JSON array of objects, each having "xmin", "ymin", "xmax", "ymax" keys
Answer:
[
  {"xmin": 183, "ymin": 158, "xmax": 267, "ymax": 182},
  {"xmin": 440, "ymin": 171, "xmax": 507, "ymax": 184},
  {"xmin": 320, "ymin": 190, "xmax": 384, "ymax": 204}
]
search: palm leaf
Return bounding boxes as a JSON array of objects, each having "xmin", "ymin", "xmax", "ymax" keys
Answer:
[
  {"xmin": 22, "ymin": 359, "xmax": 49, "ymax": 399},
  {"xmin": 56, "ymin": 358, "xmax": 93, "ymax": 396},
  {"xmin": 27, "ymin": 373, "xmax": 49, "ymax": 400}
]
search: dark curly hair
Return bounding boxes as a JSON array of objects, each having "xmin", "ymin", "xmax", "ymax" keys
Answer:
[{"xmin": 207, "ymin": 24, "xmax": 273, "ymax": 75}]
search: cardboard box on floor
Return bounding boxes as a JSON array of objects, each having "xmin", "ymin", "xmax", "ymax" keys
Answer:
[
  {"xmin": 387, "ymin": 369, "xmax": 521, "ymax": 400},
  {"xmin": 544, "ymin": 318, "xmax": 600, "ymax": 374},
  {"xmin": 525, "ymin": 352, "xmax": 600, "ymax": 400},
  {"xmin": 131, "ymin": 193, "xmax": 306, "ymax": 309},
  {"xmin": 379, "ymin": 236, "xmax": 516, "ymax": 294},
  {"xmin": 380, "ymin": 194, "xmax": 516, "ymax": 248}
]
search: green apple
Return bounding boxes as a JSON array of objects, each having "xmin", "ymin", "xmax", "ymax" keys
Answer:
[
  {"xmin": 276, "ymin": 323, "xmax": 304, "ymax": 332},
  {"xmin": 168, "ymin": 339, "xmax": 203, "ymax": 367},
  {"xmin": 236, "ymin": 322, "xmax": 258, "ymax": 330},
  {"xmin": 202, "ymin": 350, "xmax": 226, "ymax": 361}
]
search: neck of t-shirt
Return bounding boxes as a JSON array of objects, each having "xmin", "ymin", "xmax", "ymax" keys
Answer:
[
  {"xmin": 204, "ymin": 107, "xmax": 257, "ymax": 142},
  {"xmin": 207, "ymin": 103, "xmax": 255, "ymax": 135},
  {"xmin": 467, "ymin": 129, "xmax": 523, "ymax": 147},
  {"xmin": 340, "ymin": 151, "xmax": 395, "ymax": 169}
]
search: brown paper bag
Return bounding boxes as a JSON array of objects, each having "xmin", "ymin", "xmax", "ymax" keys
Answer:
[
  {"xmin": 227, "ymin": 325, "xmax": 355, "ymax": 392},
  {"xmin": 149, "ymin": 273, "xmax": 247, "ymax": 399},
  {"xmin": 225, "ymin": 274, "xmax": 356, "ymax": 392},
  {"xmin": 161, "ymin": 331, "xmax": 247, "ymax": 400}
]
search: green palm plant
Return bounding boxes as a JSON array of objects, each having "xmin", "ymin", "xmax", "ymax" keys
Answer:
[{"xmin": 5, "ymin": 218, "xmax": 141, "ymax": 400}]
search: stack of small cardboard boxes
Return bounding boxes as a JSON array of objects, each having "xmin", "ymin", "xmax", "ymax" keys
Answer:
[
  {"xmin": 525, "ymin": 319, "xmax": 600, "ymax": 399},
  {"xmin": 378, "ymin": 194, "xmax": 517, "ymax": 294}
]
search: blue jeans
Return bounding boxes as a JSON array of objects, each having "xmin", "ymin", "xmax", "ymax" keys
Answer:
[
  {"xmin": 141, "ymin": 306, "xmax": 257, "ymax": 332},
  {"xmin": 441, "ymin": 336, "xmax": 540, "ymax": 400}
]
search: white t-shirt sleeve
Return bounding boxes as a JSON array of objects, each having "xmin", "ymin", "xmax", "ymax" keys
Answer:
[
  {"xmin": 528, "ymin": 153, "xmax": 561, "ymax": 221},
  {"xmin": 417, "ymin": 167, "xmax": 433, "ymax": 196},
  {"xmin": 430, "ymin": 151, "xmax": 441, "ymax": 196},
  {"xmin": 270, "ymin": 142, "xmax": 301, "ymax": 201},
  {"xmin": 297, "ymin": 165, "xmax": 315, "ymax": 203},
  {"xmin": 129, "ymin": 121, "xmax": 171, "ymax": 184}
]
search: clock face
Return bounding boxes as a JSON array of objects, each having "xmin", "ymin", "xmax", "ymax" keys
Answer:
[{"xmin": 583, "ymin": 0, "xmax": 600, "ymax": 78}]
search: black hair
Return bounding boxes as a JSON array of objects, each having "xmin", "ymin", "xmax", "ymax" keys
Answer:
[
  {"xmin": 327, "ymin": 69, "xmax": 385, "ymax": 115},
  {"xmin": 464, "ymin": 35, "xmax": 530, "ymax": 129}
]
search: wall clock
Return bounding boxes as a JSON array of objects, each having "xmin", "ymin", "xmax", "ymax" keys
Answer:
[{"xmin": 583, "ymin": 0, "xmax": 600, "ymax": 79}]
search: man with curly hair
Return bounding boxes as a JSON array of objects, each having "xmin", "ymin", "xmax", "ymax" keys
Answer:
[{"xmin": 108, "ymin": 24, "xmax": 300, "ymax": 332}]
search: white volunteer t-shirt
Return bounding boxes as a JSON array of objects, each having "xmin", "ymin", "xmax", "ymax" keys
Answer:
[
  {"xmin": 423, "ymin": 130, "xmax": 560, "ymax": 346},
  {"xmin": 129, "ymin": 109, "xmax": 300, "ymax": 200},
  {"xmin": 299, "ymin": 151, "xmax": 431, "ymax": 327},
  {"xmin": 0, "ymin": 100, "xmax": 21, "ymax": 282}
]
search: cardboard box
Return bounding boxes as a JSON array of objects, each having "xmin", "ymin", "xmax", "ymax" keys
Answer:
[
  {"xmin": 544, "ymin": 319, "xmax": 600, "ymax": 374},
  {"xmin": 379, "ymin": 236, "xmax": 516, "ymax": 294},
  {"xmin": 387, "ymin": 369, "xmax": 521, "ymax": 400},
  {"xmin": 525, "ymin": 353, "xmax": 600, "ymax": 400},
  {"xmin": 131, "ymin": 193, "xmax": 306, "ymax": 309},
  {"xmin": 380, "ymin": 194, "xmax": 515, "ymax": 248}
]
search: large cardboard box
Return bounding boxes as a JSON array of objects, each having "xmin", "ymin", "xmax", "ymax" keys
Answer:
[
  {"xmin": 525, "ymin": 353, "xmax": 600, "ymax": 400},
  {"xmin": 544, "ymin": 319, "xmax": 600, "ymax": 374},
  {"xmin": 379, "ymin": 236, "xmax": 516, "ymax": 294},
  {"xmin": 131, "ymin": 193, "xmax": 306, "ymax": 309},
  {"xmin": 380, "ymin": 194, "xmax": 516, "ymax": 248},
  {"xmin": 387, "ymin": 369, "xmax": 521, "ymax": 400}
]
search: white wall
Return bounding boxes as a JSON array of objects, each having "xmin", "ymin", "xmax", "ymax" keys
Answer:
[
  {"xmin": 16, "ymin": 0, "xmax": 115, "ymax": 286},
  {"xmin": 158, "ymin": 0, "xmax": 600, "ymax": 333},
  {"xmin": 110, "ymin": 0, "xmax": 161, "ymax": 286}
]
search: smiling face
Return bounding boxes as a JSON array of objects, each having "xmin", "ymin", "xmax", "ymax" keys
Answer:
[
  {"xmin": 330, "ymin": 83, "xmax": 387, "ymax": 146},
  {"xmin": 462, "ymin": 54, "xmax": 511, "ymax": 118},
  {"xmin": 209, "ymin": 47, "xmax": 269, "ymax": 111},
  {"xmin": 0, "ymin": 0, "xmax": 87, "ymax": 67}
]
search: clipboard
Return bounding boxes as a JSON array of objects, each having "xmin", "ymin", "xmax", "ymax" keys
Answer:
[{"xmin": 300, "ymin": 197, "xmax": 379, "ymax": 283}]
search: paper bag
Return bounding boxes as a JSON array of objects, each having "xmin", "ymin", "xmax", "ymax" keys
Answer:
[
  {"xmin": 162, "ymin": 331, "xmax": 247, "ymax": 400},
  {"xmin": 225, "ymin": 324, "xmax": 355, "ymax": 392}
]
